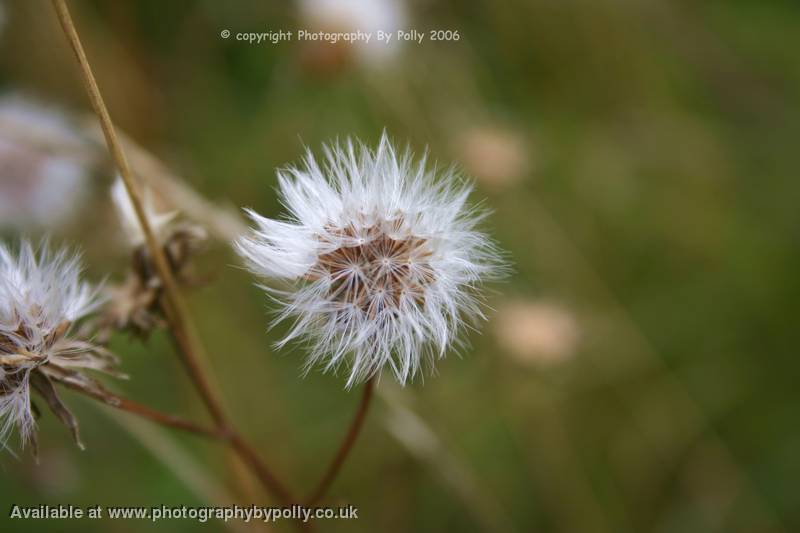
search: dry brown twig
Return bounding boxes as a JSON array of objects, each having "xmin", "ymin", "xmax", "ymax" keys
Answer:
[
  {"xmin": 50, "ymin": 0, "xmax": 299, "ymax": 513},
  {"xmin": 102, "ymin": 410, "xmax": 262, "ymax": 533}
]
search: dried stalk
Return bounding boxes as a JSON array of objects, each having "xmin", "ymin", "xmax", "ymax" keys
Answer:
[
  {"xmin": 103, "ymin": 412, "xmax": 261, "ymax": 533},
  {"xmin": 50, "ymin": 0, "xmax": 225, "ymax": 429},
  {"xmin": 60, "ymin": 381, "xmax": 220, "ymax": 439},
  {"xmin": 50, "ymin": 0, "xmax": 297, "ymax": 509}
]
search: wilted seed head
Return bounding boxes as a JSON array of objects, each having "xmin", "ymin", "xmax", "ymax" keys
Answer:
[
  {"xmin": 0, "ymin": 240, "xmax": 120, "ymax": 450},
  {"xmin": 103, "ymin": 178, "xmax": 206, "ymax": 340},
  {"xmin": 236, "ymin": 133, "xmax": 505, "ymax": 387}
]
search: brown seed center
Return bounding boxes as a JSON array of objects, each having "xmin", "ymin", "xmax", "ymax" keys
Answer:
[{"xmin": 309, "ymin": 223, "xmax": 435, "ymax": 314}]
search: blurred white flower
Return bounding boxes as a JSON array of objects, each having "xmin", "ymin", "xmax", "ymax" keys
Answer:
[
  {"xmin": 495, "ymin": 300, "xmax": 580, "ymax": 366},
  {"xmin": 0, "ymin": 240, "xmax": 117, "ymax": 450},
  {"xmin": 298, "ymin": 0, "xmax": 408, "ymax": 68},
  {"xmin": 0, "ymin": 96, "xmax": 93, "ymax": 230},
  {"xmin": 110, "ymin": 177, "xmax": 177, "ymax": 247},
  {"xmin": 237, "ymin": 134, "xmax": 505, "ymax": 387}
]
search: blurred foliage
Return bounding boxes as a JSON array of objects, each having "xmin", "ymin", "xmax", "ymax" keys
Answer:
[{"xmin": 1, "ymin": 0, "xmax": 800, "ymax": 532}]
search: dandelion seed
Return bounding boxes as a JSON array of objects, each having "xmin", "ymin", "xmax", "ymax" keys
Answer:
[
  {"xmin": 0, "ymin": 240, "xmax": 120, "ymax": 450},
  {"xmin": 236, "ymin": 133, "xmax": 506, "ymax": 387}
]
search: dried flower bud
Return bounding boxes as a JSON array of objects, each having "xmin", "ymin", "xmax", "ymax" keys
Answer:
[{"xmin": 97, "ymin": 178, "xmax": 206, "ymax": 340}]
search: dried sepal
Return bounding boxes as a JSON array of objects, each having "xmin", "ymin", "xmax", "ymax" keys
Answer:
[
  {"xmin": 40, "ymin": 363, "xmax": 121, "ymax": 408},
  {"xmin": 29, "ymin": 370, "xmax": 83, "ymax": 449}
]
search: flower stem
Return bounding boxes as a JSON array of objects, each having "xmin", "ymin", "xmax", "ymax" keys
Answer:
[
  {"xmin": 50, "ymin": 0, "xmax": 297, "ymax": 509},
  {"xmin": 68, "ymin": 387, "xmax": 314, "ymax": 532},
  {"xmin": 50, "ymin": 0, "xmax": 225, "ymax": 430},
  {"xmin": 62, "ymin": 381, "xmax": 221, "ymax": 439},
  {"xmin": 306, "ymin": 377, "xmax": 376, "ymax": 505},
  {"xmin": 79, "ymin": 382, "xmax": 295, "ymax": 507},
  {"xmin": 228, "ymin": 432, "xmax": 294, "ymax": 505}
]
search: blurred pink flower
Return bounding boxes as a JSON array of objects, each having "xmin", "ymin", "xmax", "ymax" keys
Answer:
[
  {"xmin": 495, "ymin": 300, "xmax": 579, "ymax": 366},
  {"xmin": 456, "ymin": 125, "xmax": 531, "ymax": 191}
]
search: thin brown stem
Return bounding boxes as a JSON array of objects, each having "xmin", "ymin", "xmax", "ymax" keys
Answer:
[
  {"xmin": 69, "ymin": 388, "xmax": 312, "ymax": 532},
  {"xmin": 50, "ymin": 0, "xmax": 297, "ymax": 509},
  {"xmin": 50, "ymin": 0, "xmax": 225, "ymax": 428},
  {"xmin": 72, "ymin": 381, "xmax": 292, "ymax": 504},
  {"xmin": 70, "ymin": 383, "xmax": 293, "ymax": 503},
  {"xmin": 306, "ymin": 377, "xmax": 376, "ymax": 505},
  {"xmin": 64, "ymin": 384, "xmax": 315, "ymax": 531},
  {"xmin": 60, "ymin": 380, "xmax": 220, "ymax": 439},
  {"xmin": 111, "ymin": 397, "xmax": 220, "ymax": 438},
  {"xmin": 228, "ymin": 432, "xmax": 293, "ymax": 505}
]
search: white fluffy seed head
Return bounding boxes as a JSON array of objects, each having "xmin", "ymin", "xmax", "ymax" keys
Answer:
[
  {"xmin": 236, "ymin": 133, "xmax": 506, "ymax": 387},
  {"xmin": 0, "ymin": 240, "xmax": 102, "ymax": 445}
]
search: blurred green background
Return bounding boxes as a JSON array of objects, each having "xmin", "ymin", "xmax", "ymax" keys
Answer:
[{"xmin": 1, "ymin": 0, "xmax": 799, "ymax": 532}]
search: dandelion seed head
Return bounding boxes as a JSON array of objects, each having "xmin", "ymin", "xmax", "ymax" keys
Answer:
[
  {"xmin": 0, "ymin": 240, "xmax": 103, "ymax": 447},
  {"xmin": 236, "ymin": 133, "xmax": 505, "ymax": 387}
]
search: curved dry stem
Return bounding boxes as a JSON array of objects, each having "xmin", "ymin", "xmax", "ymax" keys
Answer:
[
  {"xmin": 307, "ymin": 377, "xmax": 376, "ymax": 505},
  {"xmin": 101, "ymin": 412, "xmax": 257, "ymax": 533},
  {"xmin": 61, "ymin": 379, "xmax": 220, "ymax": 439},
  {"xmin": 50, "ymin": 0, "xmax": 225, "ymax": 429},
  {"xmin": 50, "ymin": 0, "xmax": 297, "ymax": 510},
  {"xmin": 65, "ymin": 381, "xmax": 312, "ymax": 531}
]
